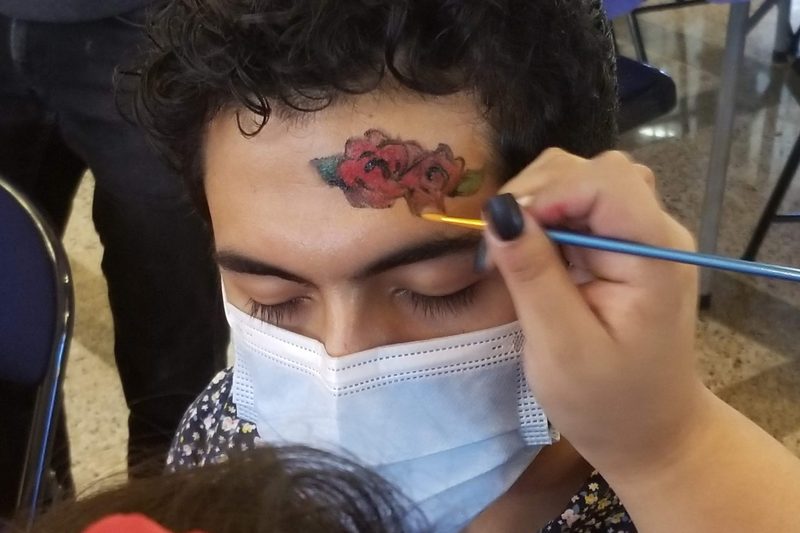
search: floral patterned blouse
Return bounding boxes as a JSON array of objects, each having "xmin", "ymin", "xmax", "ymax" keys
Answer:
[{"xmin": 167, "ymin": 370, "xmax": 636, "ymax": 532}]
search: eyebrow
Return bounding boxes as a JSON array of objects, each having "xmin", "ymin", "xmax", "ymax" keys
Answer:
[{"xmin": 215, "ymin": 234, "xmax": 483, "ymax": 284}]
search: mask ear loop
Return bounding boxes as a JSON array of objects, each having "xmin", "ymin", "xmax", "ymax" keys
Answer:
[
  {"xmin": 220, "ymin": 279, "xmax": 239, "ymax": 328},
  {"xmin": 513, "ymin": 330, "xmax": 557, "ymax": 446}
]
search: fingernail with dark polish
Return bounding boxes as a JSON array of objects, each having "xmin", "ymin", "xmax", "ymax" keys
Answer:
[
  {"xmin": 473, "ymin": 238, "xmax": 488, "ymax": 273},
  {"xmin": 484, "ymin": 193, "xmax": 524, "ymax": 241}
]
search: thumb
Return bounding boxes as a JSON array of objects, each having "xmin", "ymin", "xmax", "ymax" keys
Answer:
[{"xmin": 484, "ymin": 194, "xmax": 602, "ymax": 355}]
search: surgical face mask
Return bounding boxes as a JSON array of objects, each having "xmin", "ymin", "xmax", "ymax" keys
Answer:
[{"xmin": 227, "ymin": 301, "xmax": 555, "ymax": 533}]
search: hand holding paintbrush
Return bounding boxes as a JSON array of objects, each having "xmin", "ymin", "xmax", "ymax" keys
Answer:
[{"xmin": 458, "ymin": 148, "xmax": 800, "ymax": 532}]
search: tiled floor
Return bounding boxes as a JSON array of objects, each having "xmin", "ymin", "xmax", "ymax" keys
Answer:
[
  {"xmin": 62, "ymin": 176, "xmax": 127, "ymax": 493},
  {"xmin": 61, "ymin": 2, "xmax": 800, "ymax": 493}
]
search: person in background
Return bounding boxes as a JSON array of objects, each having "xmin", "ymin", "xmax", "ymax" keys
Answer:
[
  {"xmin": 0, "ymin": 0, "xmax": 228, "ymax": 516},
  {"xmin": 12, "ymin": 446, "xmax": 421, "ymax": 533}
]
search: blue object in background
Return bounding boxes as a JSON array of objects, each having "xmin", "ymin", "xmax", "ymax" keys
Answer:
[
  {"xmin": 604, "ymin": 0, "xmax": 645, "ymax": 19},
  {"xmin": 0, "ymin": 177, "xmax": 73, "ymax": 525}
]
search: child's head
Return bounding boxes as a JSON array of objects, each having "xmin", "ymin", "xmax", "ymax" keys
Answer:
[
  {"xmin": 24, "ymin": 447, "xmax": 420, "ymax": 533},
  {"xmin": 129, "ymin": 0, "xmax": 617, "ymax": 350}
]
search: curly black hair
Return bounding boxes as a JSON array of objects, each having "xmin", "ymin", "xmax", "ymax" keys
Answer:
[{"xmin": 126, "ymin": 0, "xmax": 617, "ymax": 219}]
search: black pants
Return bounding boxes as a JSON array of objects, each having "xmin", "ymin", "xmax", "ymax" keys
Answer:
[{"xmin": 0, "ymin": 8, "xmax": 228, "ymax": 515}]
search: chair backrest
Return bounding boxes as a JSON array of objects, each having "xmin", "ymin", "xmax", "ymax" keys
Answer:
[
  {"xmin": 0, "ymin": 177, "xmax": 73, "ymax": 524},
  {"xmin": 617, "ymin": 55, "xmax": 678, "ymax": 132},
  {"xmin": 0, "ymin": 179, "xmax": 66, "ymax": 386},
  {"xmin": 589, "ymin": 1, "xmax": 675, "ymax": 134}
]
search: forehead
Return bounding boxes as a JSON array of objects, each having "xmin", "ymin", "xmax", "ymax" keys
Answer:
[{"xmin": 204, "ymin": 93, "xmax": 496, "ymax": 273}]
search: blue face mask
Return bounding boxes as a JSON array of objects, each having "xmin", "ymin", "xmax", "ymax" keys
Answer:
[{"xmin": 227, "ymin": 302, "xmax": 555, "ymax": 533}]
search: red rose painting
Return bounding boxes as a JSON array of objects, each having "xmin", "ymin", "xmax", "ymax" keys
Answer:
[{"xmin": 311, "ymin": 129, "xmax": 483, "ymax": 215}]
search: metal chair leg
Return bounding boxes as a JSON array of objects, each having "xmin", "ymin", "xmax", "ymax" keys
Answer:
[
  {"xmin": 16, "ymin": 385, "xmax": 64, "ymax": 525},
  {"xmin": 627, "ymin": 13, "xmax": 649, "ymax": 64},
  {"xmin": 742, "ymin": 131, "xmax": 800, "ymax": 261},
  {"xmin": 698, "ymin": 2, "xmax": 750, "ymax": 306},
  {"xmin": 772, "ymin": 0, "xmax": 792, "ymax": 63}
]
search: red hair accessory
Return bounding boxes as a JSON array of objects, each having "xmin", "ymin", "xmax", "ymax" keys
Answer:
[{"xmin": 82, "ymin": 513, "xmax": 208, "ymax": 533}]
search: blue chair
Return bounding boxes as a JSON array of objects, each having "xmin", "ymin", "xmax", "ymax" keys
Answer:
[
  {"xmin": 618, "ymin": 0, "xmax": 707, "ymax": 64},
  {"xmin": 620, "ymin": 1, "xmax": 794, "ymax": 65},
  {"xmin": 0, "ymin": 177, "xmax": 73, "ymax": 527},
  {"xmin": 617, "ymin": 55, "xmax": 678, "ymax": 132},
  {"xmin": 600, "ymin": 2, "xmax": 679, "ymax": 132}
]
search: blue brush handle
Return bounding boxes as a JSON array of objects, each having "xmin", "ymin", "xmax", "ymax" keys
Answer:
[{"xmin": 547, "ymin": 229, "xmax": 800, "ymax": 283}]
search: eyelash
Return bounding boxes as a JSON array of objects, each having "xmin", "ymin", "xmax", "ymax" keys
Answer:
[
  {"xmin": 247, "ymin": 285, "xmax": 480, "ymax": 325},
  {"xmin": 401, "ymin": 284, "xmax": 480, "ymax": 319},
  {"xmin": 247, "ymin": 298, "xmax": 304, "ymax": 324}
]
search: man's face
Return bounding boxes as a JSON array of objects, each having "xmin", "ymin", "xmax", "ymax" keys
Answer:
[{"xmin": 205, "ymin": 93, "xmax": 516, "ymax": 356}]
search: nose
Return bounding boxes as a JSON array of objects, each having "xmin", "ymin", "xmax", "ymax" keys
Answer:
[{"xmin": 321, "ymin": 296, "xmax": 393, "ymax": 357}]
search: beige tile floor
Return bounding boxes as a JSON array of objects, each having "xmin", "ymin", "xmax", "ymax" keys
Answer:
[{"xmin": 62, "ymin": 2, "xmax": 800, "ymax": 494}]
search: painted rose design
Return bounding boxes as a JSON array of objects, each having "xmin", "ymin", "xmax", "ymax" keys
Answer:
[{"xmin": 311, "ymin": 129, "xmax": 483, "ymax": 215}]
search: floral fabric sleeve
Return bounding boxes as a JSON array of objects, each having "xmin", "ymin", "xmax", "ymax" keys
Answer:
[
  {"xmin": 165, "ymin": 369, "xmax": 251, "ymax": 472},
  {"xmin": 165, "ymin": 377, "xmax": 215, "ymax": 472},
  {"xmin": 540, "ymin": 470, "xmax": 636, "ymax": 532}
]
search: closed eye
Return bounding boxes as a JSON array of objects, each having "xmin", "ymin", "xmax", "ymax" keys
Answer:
[
  {"xmin": 247, "ymin": 297, "xmax": 305, "ymax": 325},
  {"xmin": 398, "ymin": 283, "xmax": 480, "ymax": 319},
  {"xmin": 247, "ymin": 283, "xmax": 480, "ymax": 326}
]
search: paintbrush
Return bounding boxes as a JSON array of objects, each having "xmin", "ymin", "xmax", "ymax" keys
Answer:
[{"xmin": 421, "ymin": 213, "xmax": 800, "ymax": 283}]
